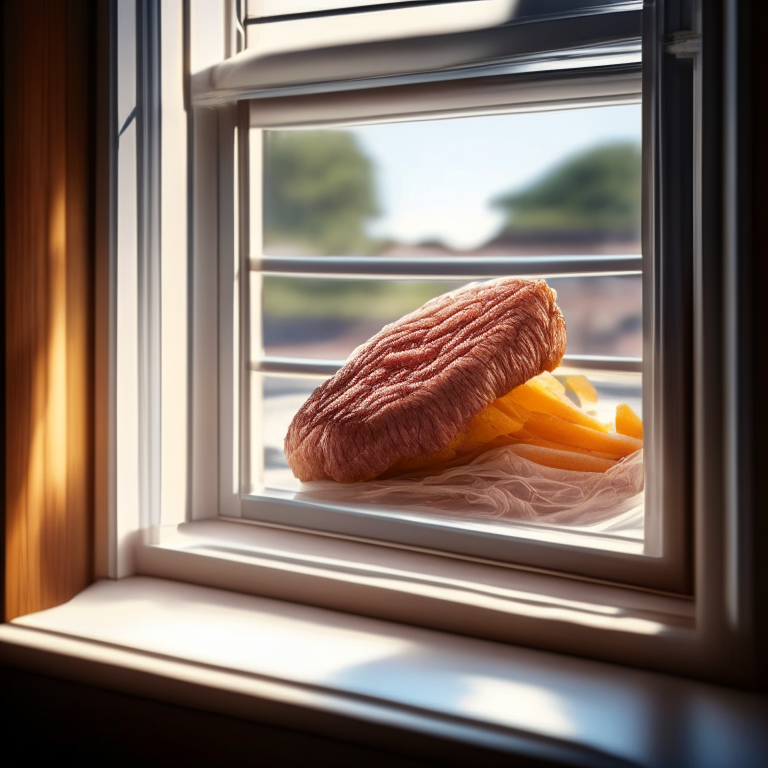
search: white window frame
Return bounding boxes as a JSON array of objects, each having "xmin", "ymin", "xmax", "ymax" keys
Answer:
[
  {"xmin": 217, "ymin": 0, "xmax": 686, "ymax": 589},
  {"xmin": 106, "ymin": 0, "xmax": 765, "ymax": 690}
]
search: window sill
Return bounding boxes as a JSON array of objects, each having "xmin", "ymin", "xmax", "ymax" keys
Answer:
[
  {"xmin": 135, "ymin": 519, "xmax": 696, "ymax": 674},
  {"xmin": 1, "ymin": 576, "xmax": 766, "ymax": 767}
]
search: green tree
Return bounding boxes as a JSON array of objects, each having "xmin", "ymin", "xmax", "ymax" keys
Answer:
[
  {"xmin": 264, "ymin": 130, "xmax": 381, "ymax": 255},
  {"xmin": 492, "ymin": 142, "xmax": 641, "ymax": 235}
]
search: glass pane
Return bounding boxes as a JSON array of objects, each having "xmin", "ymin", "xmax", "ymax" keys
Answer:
[
  {"xmin": 252, "ymin": 102, "xmax": 646, "ymax": 551},
  {"xmin": 262, "ymin": 104, "xmax": 641, "ymax": 257},
  {"xmin": 260, "ymin": 275, "xmax": 642, "ymax": 361},
  {"xmin": 260, "ymin": 374, "xmax": 327, "ymax": 493}
]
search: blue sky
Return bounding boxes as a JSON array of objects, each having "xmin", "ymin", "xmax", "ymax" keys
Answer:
[{"xmin": 349, "ymin": 104, "xmax": 642, "ymax": 250}]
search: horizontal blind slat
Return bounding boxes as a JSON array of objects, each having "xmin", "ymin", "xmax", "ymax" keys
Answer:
[
  {"xmin": 251, "ymin": 355, "xmax": 643, "ymax": 376},
  {"xmin": 252, "ymin": 255, "xmax": 643, "ymax": 279}
]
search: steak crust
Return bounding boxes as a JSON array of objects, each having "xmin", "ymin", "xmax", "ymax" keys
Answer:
[{"xmin": 284, "ymin": 277, "xmax": 567, "ymax": 483}]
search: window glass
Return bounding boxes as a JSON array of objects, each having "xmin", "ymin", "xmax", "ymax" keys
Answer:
[
  {"xmin": 263, "ymin": 105, "xmax": 641, "ymax": 257},
  {"xmin": 249, "ymin": 103, "xmax": 646, "ymax": 548},
  {"xmin": 261, "ymin": 275, "xmax": 642, "ymax": 361}
]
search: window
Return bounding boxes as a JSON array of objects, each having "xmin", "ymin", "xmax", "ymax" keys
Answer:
[
  {"xmin": 110, "ymin": 0, "xmax": 762, "ymax": 687},
  {"xmin": 205, "ymin": 0, "xmax": 688, "ymax": 590}
]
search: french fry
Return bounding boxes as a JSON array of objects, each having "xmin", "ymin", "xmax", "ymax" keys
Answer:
[
  {"xmin": 452, "ymin": 403, "xmax": 527, "ymax": 452},
  {"xmin": 492, "ymin": 396, "xmax": 533, "ymax": 424},
  {"xmin": 512, "ymin": 435, "xmax": 618, "ymax": 461},
  {"xmin": 566, "ymin": 375, "xmax": 598, "ymax": 409},
  {"xmin": 486, "ymin": 404, "xmax": 527, "ymax": 434},
  {"xmin": 508, "ymin": 444, "xmax": 617, "ymax": 473},
  {"xmin": 534, "ymin": 370, "xmax": 567, "ymax": 394},
  {"xmin": 476, "ymin": 404, "xmax": 527, "ymax": 438},
  {"xmin": 502, "ymin": 375, "xmax": 610, "ymax": 433},
  {"xmin": 459, "ymin": 412, "xmax": 504, "ymax": 450},
  {"xmin": 522, "ymin": 411, "xmax": 642, "ymax": 458},
  {"xmin": 616, "ymin": 403, "xmax": 643, "ymax": 440}
]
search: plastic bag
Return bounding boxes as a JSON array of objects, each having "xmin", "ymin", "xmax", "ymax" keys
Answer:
[{"xmin": 297, "ymin": 446, "xmax": 644, "ymax": 530}]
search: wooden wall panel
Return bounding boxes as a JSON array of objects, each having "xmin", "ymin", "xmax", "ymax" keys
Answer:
[{"xmin": 4, "ymin": 0, "xmax": 95, "ymax": 620}]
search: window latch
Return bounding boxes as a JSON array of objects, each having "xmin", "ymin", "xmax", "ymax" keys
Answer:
[{"xmin": 666, "ymin": 31, "xmax": 701, "ymax": 59}]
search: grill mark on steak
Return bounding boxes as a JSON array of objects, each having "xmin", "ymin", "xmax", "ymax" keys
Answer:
[{"xmin": 284, "ymin": 277, "xmax": 567, "ymax": 483}]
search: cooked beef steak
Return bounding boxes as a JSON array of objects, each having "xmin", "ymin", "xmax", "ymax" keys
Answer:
[{"xmin": 284, "ymin": 277, "xmax": 567, "ymax": 483}]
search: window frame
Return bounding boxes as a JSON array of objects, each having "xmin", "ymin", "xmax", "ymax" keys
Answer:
[
  {"xmin": 217, "ymin": 0, "xmax": 688, "ymax": 592},
  {"xmin": 108, "ymin": 0, "xmax": 766, "ymax": 689}
]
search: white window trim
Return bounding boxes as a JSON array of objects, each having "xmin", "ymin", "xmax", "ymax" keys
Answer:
[
  {"xmin": 232, "ymin": 4, "xmax": 680, "ymax": 591},
  {"xmin": 97, "ymin": 0, "xmax": 765, "ymax": 693}
]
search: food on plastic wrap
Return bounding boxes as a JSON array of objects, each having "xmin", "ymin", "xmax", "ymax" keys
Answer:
[
  {"xmin": 299, "ymin": 375, "xmax": 645, "ymax": 528},
  {"xmin": 284, "ymin": 277, "xmax": 644, "ymax": 528}
]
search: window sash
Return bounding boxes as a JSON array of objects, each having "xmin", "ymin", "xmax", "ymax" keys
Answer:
[{"xmin": 217, "ymin": 28, "xmax": 691, "ymax": 592}]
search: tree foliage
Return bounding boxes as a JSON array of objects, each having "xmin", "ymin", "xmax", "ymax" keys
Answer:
[
  {"xmin": 492, "ymin": 142, "xmax": 642, "ymax": 235},
  {"xmin": 263, "ymin": 130, "xmax": 381, "ymax": 255}
]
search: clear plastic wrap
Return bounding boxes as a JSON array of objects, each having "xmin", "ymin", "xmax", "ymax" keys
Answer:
[{"xmin": 298, "ymin": 446, "xmax": 644, "ymax": 530}]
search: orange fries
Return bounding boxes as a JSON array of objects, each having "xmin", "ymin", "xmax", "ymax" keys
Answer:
[{"xmin": 387, "ymin": 372, "xmax": 643, "ymax": 476}]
